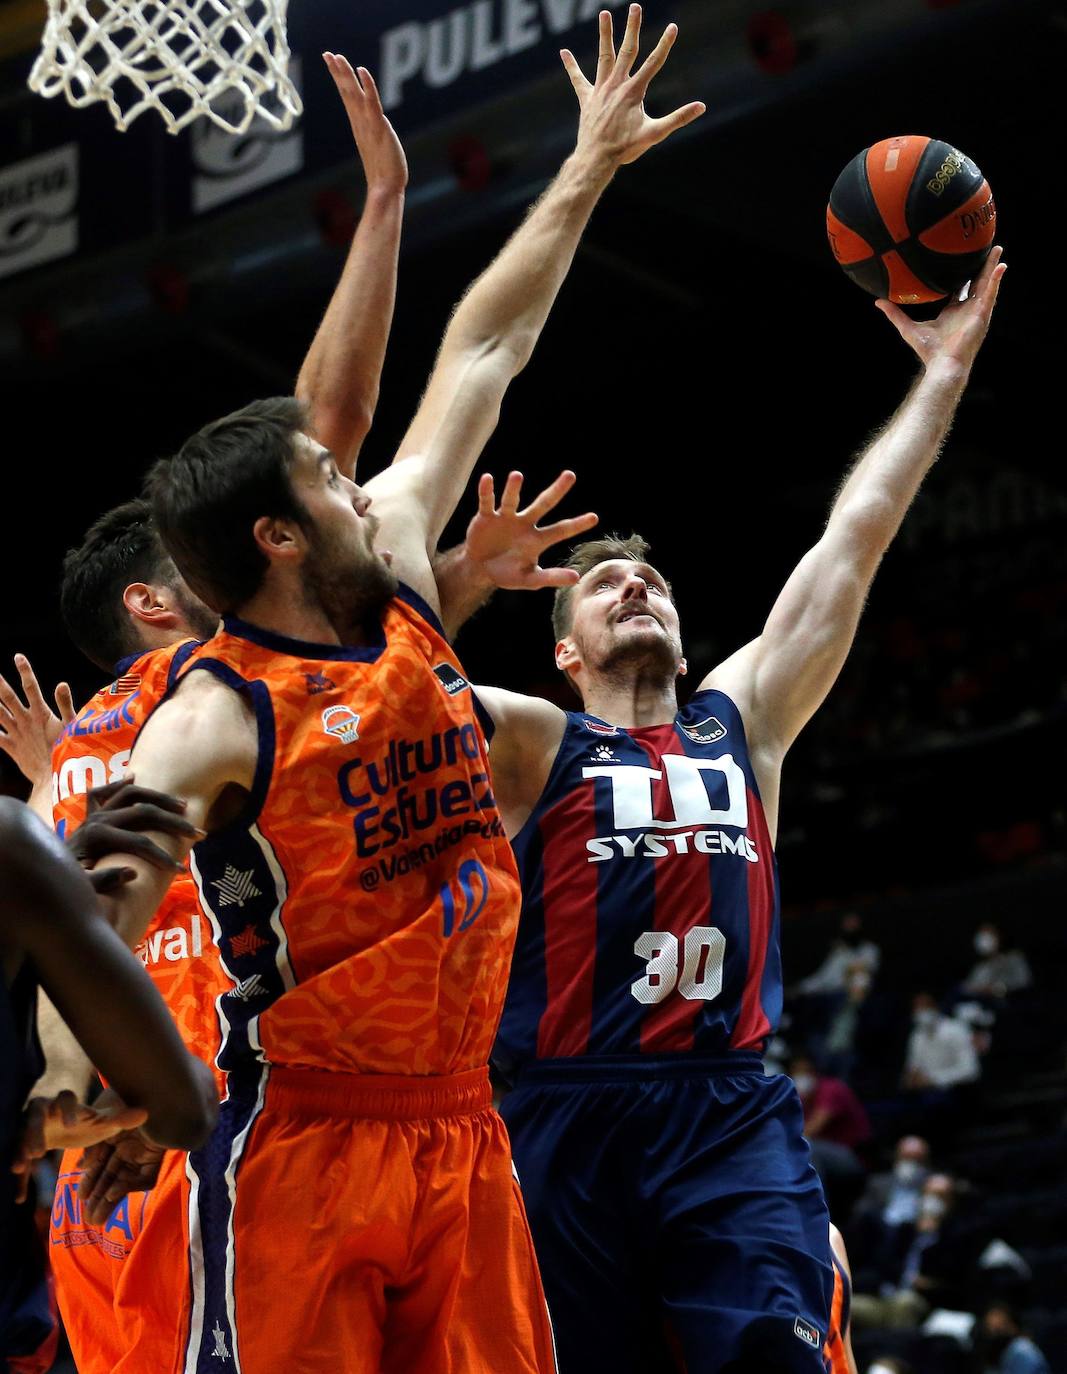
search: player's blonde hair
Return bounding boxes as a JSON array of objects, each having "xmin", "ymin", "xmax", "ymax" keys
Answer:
[{"xmin": 551, "ymin": 533, "xmax": 669, "ymax": 640}]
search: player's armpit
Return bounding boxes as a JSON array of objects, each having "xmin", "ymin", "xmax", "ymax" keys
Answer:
[
  {"xmin": 472, "ymin": 686, "xmax": 567, "ymax": 837},
  {"xmin": 93, "ymin": 670, "xmax": 258, "ymax": 948}
]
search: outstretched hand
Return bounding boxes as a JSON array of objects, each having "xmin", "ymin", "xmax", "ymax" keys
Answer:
[
  {"xmin": 12, "ymin": 1090, "xmax": 148, "ymax": 1204},
  {"xmin": 0, "ymin": 654, "xmax": 74, "ymax": 788},
  {"xmin": 562, "ymin": 5, "xmax": 705, "ymax": 168},
  {"xmin": 876, "ymin": 245, "xmax": 1006, "ymax": 374},
  {"xmin": 323, "ymin": 52, "xmax": 407, "ymax": 193},
  {"xmin": 464, "ymin": 471, "xmax": 597, "ymax": 591}
]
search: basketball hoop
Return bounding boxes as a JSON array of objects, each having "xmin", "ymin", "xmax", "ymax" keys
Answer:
[{"xmin": 28, "ymin": 0, "xmax": 303, "ymax": 136}]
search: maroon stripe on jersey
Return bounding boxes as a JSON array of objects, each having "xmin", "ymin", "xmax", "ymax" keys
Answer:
[
  {"xmin": 731, "ymin": 787, "xmax": 773, "ymax": 1050},
  {"xmin": 637, "ymin": 734, "xmax": 712, "ymax": 1054},
  {"xmin": 536, "ymin": 783, "xmax": 599, "ymax": 1058}
]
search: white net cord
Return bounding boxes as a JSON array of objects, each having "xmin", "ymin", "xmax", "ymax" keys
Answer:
[{"xmin": 28, "ymin": 0, "xmax": 303, "ymax": 136}]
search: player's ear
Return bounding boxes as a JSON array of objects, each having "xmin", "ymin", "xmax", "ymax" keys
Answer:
[
  {"xmin": 122, "ymin": 582, "xmax": 164, "ymax": 626},
  {"xmin": 677, "ymin": 656, "xmax": 688, "ymax": 678},
  {"xmin": 253, "ymin": 515, "xmax": 305, "ymax": 564},
  {"xmin": 555, "ymin": 637, "xmax": 579, "ymax": 674}
]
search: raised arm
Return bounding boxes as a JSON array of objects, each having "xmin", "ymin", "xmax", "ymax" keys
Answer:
[
  {"xmin": 367, "ymin": 5, "xmax": 704, "ymax": 600},
  {"xmin": 295, "ymin": 55, "xmax": 406, "ymax": 476},
  {"xmin": 707, "ymin": 248, "xmax": 1006, "ymax": 779}
]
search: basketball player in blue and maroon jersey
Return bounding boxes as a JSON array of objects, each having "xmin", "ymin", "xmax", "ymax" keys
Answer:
[{"xmin": 468, "ymin": 242, "xmax": 1006, "ymax": 1371}]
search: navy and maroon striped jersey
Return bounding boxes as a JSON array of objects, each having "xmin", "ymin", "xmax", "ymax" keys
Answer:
[{"xmin": 494, "ymin": 688, "xmax": 782, "ymax": 1075}]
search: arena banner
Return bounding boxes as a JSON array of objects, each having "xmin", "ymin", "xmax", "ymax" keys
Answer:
[
  {"xmin": 190, "ymin": 58, "xmax": 305, "ymax": 214},
  {"xmin": 289, "ymin": 0, "xmax": 670, "ymax": 133},
  {"xmin": 0, "ymin": 142, "xmax": 78, "ymax": 280}
]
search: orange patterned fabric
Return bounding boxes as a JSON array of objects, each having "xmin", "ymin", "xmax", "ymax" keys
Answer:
[
  {"xmin": 51, "ymin": 641, "xmax": 228, "ymax": 1077},
  {"xmin": 825, "ymin": 1256, "xmax": 850, "ymax": 1374},
  {"xmin": 184, "ymin": 591, "xmax": 521, "ymax": 1078}
]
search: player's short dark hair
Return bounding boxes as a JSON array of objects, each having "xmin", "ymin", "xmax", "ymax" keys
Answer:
[
  {"xmin": 146, "ymin": 396, "xmax": 310, "ymax": 614},
  {"xmin": 551, "ymin": 533, "xmax": 671, "ymax": 640},
  {"xmin": 60, "ymin": 499, "xmax": 175, "ymax": 671}
]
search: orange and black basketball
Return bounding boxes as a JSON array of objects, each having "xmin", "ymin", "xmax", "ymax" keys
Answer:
[{"xmin": 827, "ymin": 136, "xmax": 996, "ymax": 304}]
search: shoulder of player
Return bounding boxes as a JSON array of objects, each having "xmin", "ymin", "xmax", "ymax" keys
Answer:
[
  {"xmin": 136, "ymin": 669, "xmax": 256, "ymax": 777},
  {"xmin": 473, "ymin": 687, "xmax": 566, "ymax": 770}
]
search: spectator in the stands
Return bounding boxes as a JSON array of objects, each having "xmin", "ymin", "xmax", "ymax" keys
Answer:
[
  {"xmin": 849, "ymin": 1136, "xmax": 932, "ymax": 1295},
  {"xmin": 962, "ymin": 923, "xmax": 1033, "ymax": 1001},
  {"xmin": 792, "ymin": 913, "xmax": 883, "ymax": 1050},
  {"xmin": 903, "ymin": 993, "xmax": 981, "ymax": 1093},
  {"xmin": 797, "ymin": 913, "xmax": 882, "ymax": 998},
  {"xmin": 974, "ymin": 1302, "xmax": 1051, "ymax": 1374},
  {"xmin": 851, "ymin": 1172, "xmax": 982, "ymax": 1329},
  {"xmin": 821, "ymin": 964, "xmax": 898, "ymax": 1086},
  {"xmin": 792, "ymin": 1052, "xmax": 871, "ymax": 1213},
  {"xmin": 856, "ymin": 1135, "xmax": 931, "ymax": 1231}
]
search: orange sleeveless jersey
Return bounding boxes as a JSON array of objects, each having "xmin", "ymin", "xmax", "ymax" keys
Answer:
[
  {"xmin": 51, "ymin": 640, "xmax": 227, "ymax": 1074},
  {"xmin": 183, "ymin": 587, "xmax": 522, "ymax": 1078}
]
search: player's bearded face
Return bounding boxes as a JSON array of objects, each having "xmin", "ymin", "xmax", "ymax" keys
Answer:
[
  {"xmin": 571, "ymin": 562, "xmax": 683, "ymax": 685},
  {"xmin": 301, "ymin": 513, "xmax": 398, "ymax": 639}
]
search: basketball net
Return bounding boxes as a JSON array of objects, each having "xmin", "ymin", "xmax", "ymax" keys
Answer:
[{"xmin": 28, "ymin": 0, "xmax": 303, "ymax": 136}]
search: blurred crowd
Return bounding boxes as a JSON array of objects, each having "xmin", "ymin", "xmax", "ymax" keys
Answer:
[{"xmin": 773, "ymin": 908, "xmax": 1067, "ymax": 1374}]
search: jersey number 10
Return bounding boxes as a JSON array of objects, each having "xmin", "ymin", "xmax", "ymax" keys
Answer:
[{"xmin": 631, "ymin": 927, "xmax": 726, "ymax": 1004}]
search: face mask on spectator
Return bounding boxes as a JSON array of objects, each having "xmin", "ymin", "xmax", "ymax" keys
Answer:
[
  {"xmin": 981, "ymin": 1333, "xmax": 1013, "ymax": 1360},
  {"xmin": 893, "ymin": 1159, "xmax": 924, "ymax": 1186},
  {"xmin": 919, "ymin": 1193, "xmax": 948, "ymax": 1221},
  {"xmin": 841, "ymin": 928, "xmax": 863, "ymax": 948},
  {"xmin": 974, "ymin": 930, "xmax": 998, "ymax": 956},
  {"xmin": 914, "ymin": 1009, "xmax": 938, "ymax": 1030},
  {"xmin": 793, "ymin": 1073, "xmax": 816, "ymax": 1097}
]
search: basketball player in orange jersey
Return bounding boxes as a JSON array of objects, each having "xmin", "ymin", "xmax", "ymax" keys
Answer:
[
  {"xmin": 435, "ymin": 246, "xmax": 1005, "ymax": 1374},
  {"xmin": 0, "ymin": 51, "xmax": 410, "ymax": 1374},
  {"xmin": 78, "ymin": 11, "xmax": 703, "ymax": 1372}
]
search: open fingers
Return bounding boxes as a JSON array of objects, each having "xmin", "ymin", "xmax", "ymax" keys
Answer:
[
  {"xmin": 96, "ymin": 783, "xmax": 188, "ymax": 817},
  {"xmin": 0, "ymin": 672, "xmax": 25, "ymax": 719},
  {"xmin": 499, "ymin": 471, "xmax": 524, "ymax": 514},
  {"xmin": 55, "ymin": 682, "xmax": 75, "ymax": 724},
  {"xmin": 645, "ymin": 101, "xmax": 707, "ymax": 148},
  {"xmin": 615, "ymin": 4, "xmax": 643, "ymax": 77},
  {"xmin": 13, "ymin": 655, "xmax": 47, "ymax": 716},
  {"xmin": 523, "ymin": 566, "xmax": 583, "ymax": 590},
  {"xmin": 323, "ymin": 51, "xmax": 364, "ymax": 101},
  {"xmin": 595, "ymin": 9, "xmax": 616, "ymax": 84},
  {"xmin": 559, "ymin": 49, "xmax": 591, "ymax": 99},
  {"xmin": 476, "ymin": 472, "xmax": 496, "ymax": 517},
  {"xmin": 536, "ymin": 511, "xmax": 599, "ymax": 548},
  {"xmin": 633, "ymin": 22, "xmax": 678, "ymax": 96},
  {"xmin": 356, "ymin": 66, "xmax": 383, "ymax": 111},
  {"xmin": 521, "ymin": 470, "xmax": 577, "ymax": 522}
]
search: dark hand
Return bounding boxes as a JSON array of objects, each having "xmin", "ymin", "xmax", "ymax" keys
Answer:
[
  {"xmin": 66, "ymin": 779, "xmax": 203, "ymax": 887},
  {"xmin": 78, "ymin": 1127, "xmax": 167, "ymax": 1225}
]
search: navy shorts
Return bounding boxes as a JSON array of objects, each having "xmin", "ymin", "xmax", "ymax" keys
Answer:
[{"xmin": 501, "ymin": 1054, "xmax": 834, "ymax": 1374}]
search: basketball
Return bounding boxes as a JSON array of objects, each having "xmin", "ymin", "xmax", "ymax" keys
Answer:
[{"xmin": 827, "ymin": 135, "xmax": 996, "ymax": 304}]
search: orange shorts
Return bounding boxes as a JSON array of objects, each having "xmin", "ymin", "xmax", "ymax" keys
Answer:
[
  {"xmin": 134, "ymin": 1064, "xmax": 555, "ymax": 1374},
  {"xmin": 50, "ymin": 1148, "xmax": 191, "ymax": 1374}
]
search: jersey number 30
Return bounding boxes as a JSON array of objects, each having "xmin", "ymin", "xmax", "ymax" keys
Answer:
[{"xmin": 631, "ymin": 927, "xmax": 726, "ymax": 1004}]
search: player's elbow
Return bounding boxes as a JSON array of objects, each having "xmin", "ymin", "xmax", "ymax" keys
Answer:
[
  {"xmin": 836, "ymin": 493, "xmax": 899, "ymax": 557},
  {"xmin": 145, "ymin": 1058, "xmax": 218, "ymax": 1151}
]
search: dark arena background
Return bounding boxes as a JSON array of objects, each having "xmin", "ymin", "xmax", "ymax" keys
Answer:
[{"xmin": 1, "ymin": 1, "xmax": 1065, "ymax": 1371}]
